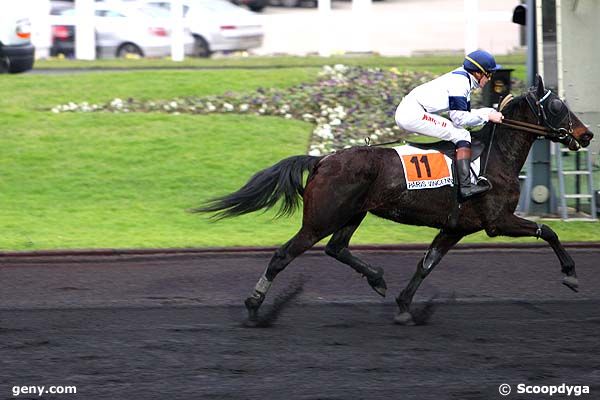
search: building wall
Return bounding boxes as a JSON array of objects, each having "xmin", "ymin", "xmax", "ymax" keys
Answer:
[{"xmin": 559, "ymin": 0, "xmax": 600, "ymax": 161}]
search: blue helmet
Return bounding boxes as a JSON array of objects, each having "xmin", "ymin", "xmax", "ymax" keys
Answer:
[{"xmin": 463, "ymin": 50, "xmax": 501, "ymax": 75}]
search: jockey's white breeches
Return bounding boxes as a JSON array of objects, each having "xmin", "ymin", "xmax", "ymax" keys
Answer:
[{"xmin": 395, "ymin": 95, "xmax": 471, "ymax": 145}]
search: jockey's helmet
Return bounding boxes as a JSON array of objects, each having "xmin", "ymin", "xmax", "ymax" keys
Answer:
[{"xmin": 463, "ymin": 50, "xmax": 501, "ymax": 77}]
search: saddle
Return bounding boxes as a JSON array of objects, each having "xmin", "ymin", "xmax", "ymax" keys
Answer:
[{"xmin": 406, "ymin": 139, "xmax": 485, "ymax": 162}]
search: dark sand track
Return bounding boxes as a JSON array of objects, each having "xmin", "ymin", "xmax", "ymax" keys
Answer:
[{"xmin": 1, "ymin": 246, "xmax": 599, "ymax": 399}]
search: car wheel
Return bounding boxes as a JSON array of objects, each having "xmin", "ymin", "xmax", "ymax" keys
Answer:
[
  {"xmin": 0, "ymin": 57, "xmax": 9, "ymax": 74},
  {"xmin": 193, "ymin": 35, "xmax": 212, "ymax": 58},
  {"xmin": 248, "ymin": 3, "xmax": 266, "ymax": 11},
  {"xmin": 116, "ymin": 43, "xmax": 144, "ymax": 59}
]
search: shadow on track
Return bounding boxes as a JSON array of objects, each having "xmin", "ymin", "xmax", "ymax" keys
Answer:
[{"xmin": 243, "ymin": 275, "xmax": 307, "ymax": 328}]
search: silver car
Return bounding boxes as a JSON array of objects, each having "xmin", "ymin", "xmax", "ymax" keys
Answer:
[
  {"xmin": 144, "ymin": 0, "xmax": 264, "ymax": 57},
  {"xmin": 50, "ymin": 1, "xmax": 195, "ymax": 58}
]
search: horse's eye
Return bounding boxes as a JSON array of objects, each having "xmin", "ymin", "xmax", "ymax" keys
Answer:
[{"xmin": 549, "ymin": 99, "xmax": 564, "ymax": 114}]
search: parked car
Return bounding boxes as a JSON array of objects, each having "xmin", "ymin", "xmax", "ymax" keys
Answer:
[
  {"xmin": 143, "ymin": 0, "xmax": 264, "ymax": 57},
  {"xmin": 49, "ymin": 1, "xmax": 195, "ymax": 58},
  {"xmin": 0, "ymin": 3, "xmax": 35, "ymax": 73},
  {"xmin": 50, "ymin": 1, "xmax": 75, "ymax": 57}
]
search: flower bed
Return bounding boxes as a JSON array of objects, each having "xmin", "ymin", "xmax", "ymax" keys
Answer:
[{"xmin": 52, "ymin": 65, "xmax": 524, "ymax": 155}]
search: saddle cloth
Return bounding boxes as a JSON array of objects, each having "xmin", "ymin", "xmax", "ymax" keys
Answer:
[{"xmin": 393, "ymin": 143, "xmax": 482, "ymax": 190}]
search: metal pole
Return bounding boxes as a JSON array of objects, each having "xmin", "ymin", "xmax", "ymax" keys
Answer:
[{"xmin": 526, "ymin": 0, "xmax": 536, "ymax": 86}]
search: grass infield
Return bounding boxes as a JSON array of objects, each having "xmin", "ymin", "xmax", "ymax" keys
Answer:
[{"xmin": 1, "ymin": 55, "xmax": 597, "ymax": 250}]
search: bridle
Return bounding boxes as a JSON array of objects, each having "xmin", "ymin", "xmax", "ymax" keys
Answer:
[{"xmin": 497, "ymin": 90, "xmax": 578, "ymax": 149}]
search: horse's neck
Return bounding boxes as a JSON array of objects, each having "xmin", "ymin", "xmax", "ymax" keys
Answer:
[
  {"xmin": 489, "ymin": 124, "xmax": 537, "ymax": 177},
  {"xmin": 486, "ymin": 100, "xmax": 539, "ymax": 177}
]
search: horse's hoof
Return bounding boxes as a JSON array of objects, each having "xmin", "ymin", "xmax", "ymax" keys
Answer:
[
  {"xmin": 244, "ymin": 295, "xmax": 262, "ymax": 322},
  {"xmin": 243, "ymin": 317, "xmax": 260, "ymax": 328},
  {"xmin": 394, "ymin": 312, "xmax": 415, "ymax": 326},
  {"xmin": 367, "ymin": 269, "xmax": 387, "ymax": 298},
  {"xmin": 372, "ymin": 284, "xmax": 387, "ymax": 298},
  {"xmin": 562, "ymin": 276, "xmax": 579, "ymax": 292}
]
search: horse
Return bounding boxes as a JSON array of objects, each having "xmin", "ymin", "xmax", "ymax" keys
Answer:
[{"xmin": 195, "ymin": 75, "xmax": 594, "ymax": 325}]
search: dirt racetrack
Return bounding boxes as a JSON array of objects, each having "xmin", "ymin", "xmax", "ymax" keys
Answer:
[{"xmin": 1, "ymin": 245, "xmax": 599, "ymax": 400}]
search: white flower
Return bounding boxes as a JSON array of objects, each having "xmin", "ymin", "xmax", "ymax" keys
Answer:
[
  {"xmin": 315, "ymin": 124, "xmax": 333, "ymax": 139},
  {"xmin": 206, "ymin": 102, "xmax": 216, "ymax": 112},
  {"xmin": 285, "ymin": 114, "xmax": 292, "ymax": 119},
  {"xmin": 51, "ymin": 107, "xmax": 60, "ymax": 114},
  {"xmin": 309, "ymin": 148, "xmax": 321, "ymax": 156},
  {"xmin": 330, "ymin": 118, "xmax": 341, "ymax": 126},
  {"xmin": 302, "ymin": 113, "xmax": 314, "ymax": 121},
  {"xmin": 110, "ymin": 98, "xmax": 123, "ymax": 108},
  {"xmin": 223, "ymin": 103, "xmax": 234, "ymax": 112},
  {"xmin": 170, "ymin": 101, "xmax": 178, "ymax": 109},
  {"xmin": 333, "ymin": 105, "xmax": 346, "ymax": 118},
  {"xmin": 240, "ymin": 104, "xmax": 249, "ymax": 112},
  {"xmin": 334, "ymin": 64, "xmax": 348, "ymax": 73}
]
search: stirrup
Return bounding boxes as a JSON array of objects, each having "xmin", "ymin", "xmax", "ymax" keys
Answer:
[{"xmin": 476, "ymin": 176, "xmax": 492, "ymax": 189}]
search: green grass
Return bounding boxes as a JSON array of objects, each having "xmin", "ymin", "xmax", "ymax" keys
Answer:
[
  {"xmin": 0, "ymin": 55, "xmax": 597, "ymax": 251},
  {"xmin": 35, "ymin": 54, "xmax": 527, "ymax": 81}
]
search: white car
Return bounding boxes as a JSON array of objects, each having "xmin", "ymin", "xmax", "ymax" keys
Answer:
[
  {"xmin": 144, "ymin": 0, "xmax": 264, "ymax": 57},
  {"xmin": 50, "ymin": 1, "xmax": 195, "ymax": 58},
  {"xmin": 0, "ymin": 4, "xmax": 35, "ymax": 73}
]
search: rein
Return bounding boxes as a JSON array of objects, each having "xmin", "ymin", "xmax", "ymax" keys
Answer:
[{"xmin": 498, "ymin": 118, "xmax": 554, "ymax": 136}]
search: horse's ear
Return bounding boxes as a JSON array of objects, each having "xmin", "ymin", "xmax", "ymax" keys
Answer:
[{"xmin": 535, "ymin": 75, "xmax": 545, "ymax": 98}]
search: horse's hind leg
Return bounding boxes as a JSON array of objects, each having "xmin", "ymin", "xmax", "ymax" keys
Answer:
[
  {"xmin": 486, "ymin": 214, "xmax": 578, "ymax": 291},
  {"xmin": 325, "ymin": 212, "xmax": 387, "ymax": 297},
  {"xmin": 245, "ymin": 227, "xmax": 321, "ymax": 321},
  {"xmin": 395, "ymin": 230, "xmax": 463, "ymax": 325}
]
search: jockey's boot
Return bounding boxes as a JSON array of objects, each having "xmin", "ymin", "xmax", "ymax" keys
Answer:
[{"xmin": 456, "ymin": 145, "xmax": 491, "ymax": 199}]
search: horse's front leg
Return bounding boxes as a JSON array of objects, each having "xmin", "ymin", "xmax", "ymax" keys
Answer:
[
  {"xmin": 395, "ymin": 230, "xmax": 464, "ymax": 325},
  {"xmin": 486, "ymin": 215, "xmax": 578, "ymax": 291}
]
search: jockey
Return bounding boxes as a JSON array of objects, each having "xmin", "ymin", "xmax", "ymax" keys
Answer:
[{"xmin": 395, "ymin": 49, "xmax": 504, "ymax": 199}]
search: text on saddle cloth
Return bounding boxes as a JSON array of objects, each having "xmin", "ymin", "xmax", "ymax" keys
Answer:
[{"xmin": 394, "ymin": 145, "xmax": 481, "ymax": 190}]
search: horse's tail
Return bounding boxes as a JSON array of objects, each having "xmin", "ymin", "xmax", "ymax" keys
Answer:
[{"xmin": 192, "ymin": 155, "xmax": 323, "ymax": 219}]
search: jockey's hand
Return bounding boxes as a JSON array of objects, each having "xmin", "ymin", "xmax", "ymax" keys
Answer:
[{"xmin": 488, "ymin": 111, "xmax": 504, "ymax": 123}]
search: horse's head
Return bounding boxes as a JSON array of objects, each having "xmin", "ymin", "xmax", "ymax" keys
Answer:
[{"xmin": 525, "ymin": 75, "xmax": 594, "ymax": 150}]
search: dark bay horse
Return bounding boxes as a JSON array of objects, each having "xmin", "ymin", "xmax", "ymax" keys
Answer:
[{"xmin": 197, "ymin": 76, "xmax": 594, "ymax": 325}]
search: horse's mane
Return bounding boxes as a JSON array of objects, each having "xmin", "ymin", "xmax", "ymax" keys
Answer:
[{"xmin": 471, "ymin": 93, "xmax": 525, "ymax": 145}]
